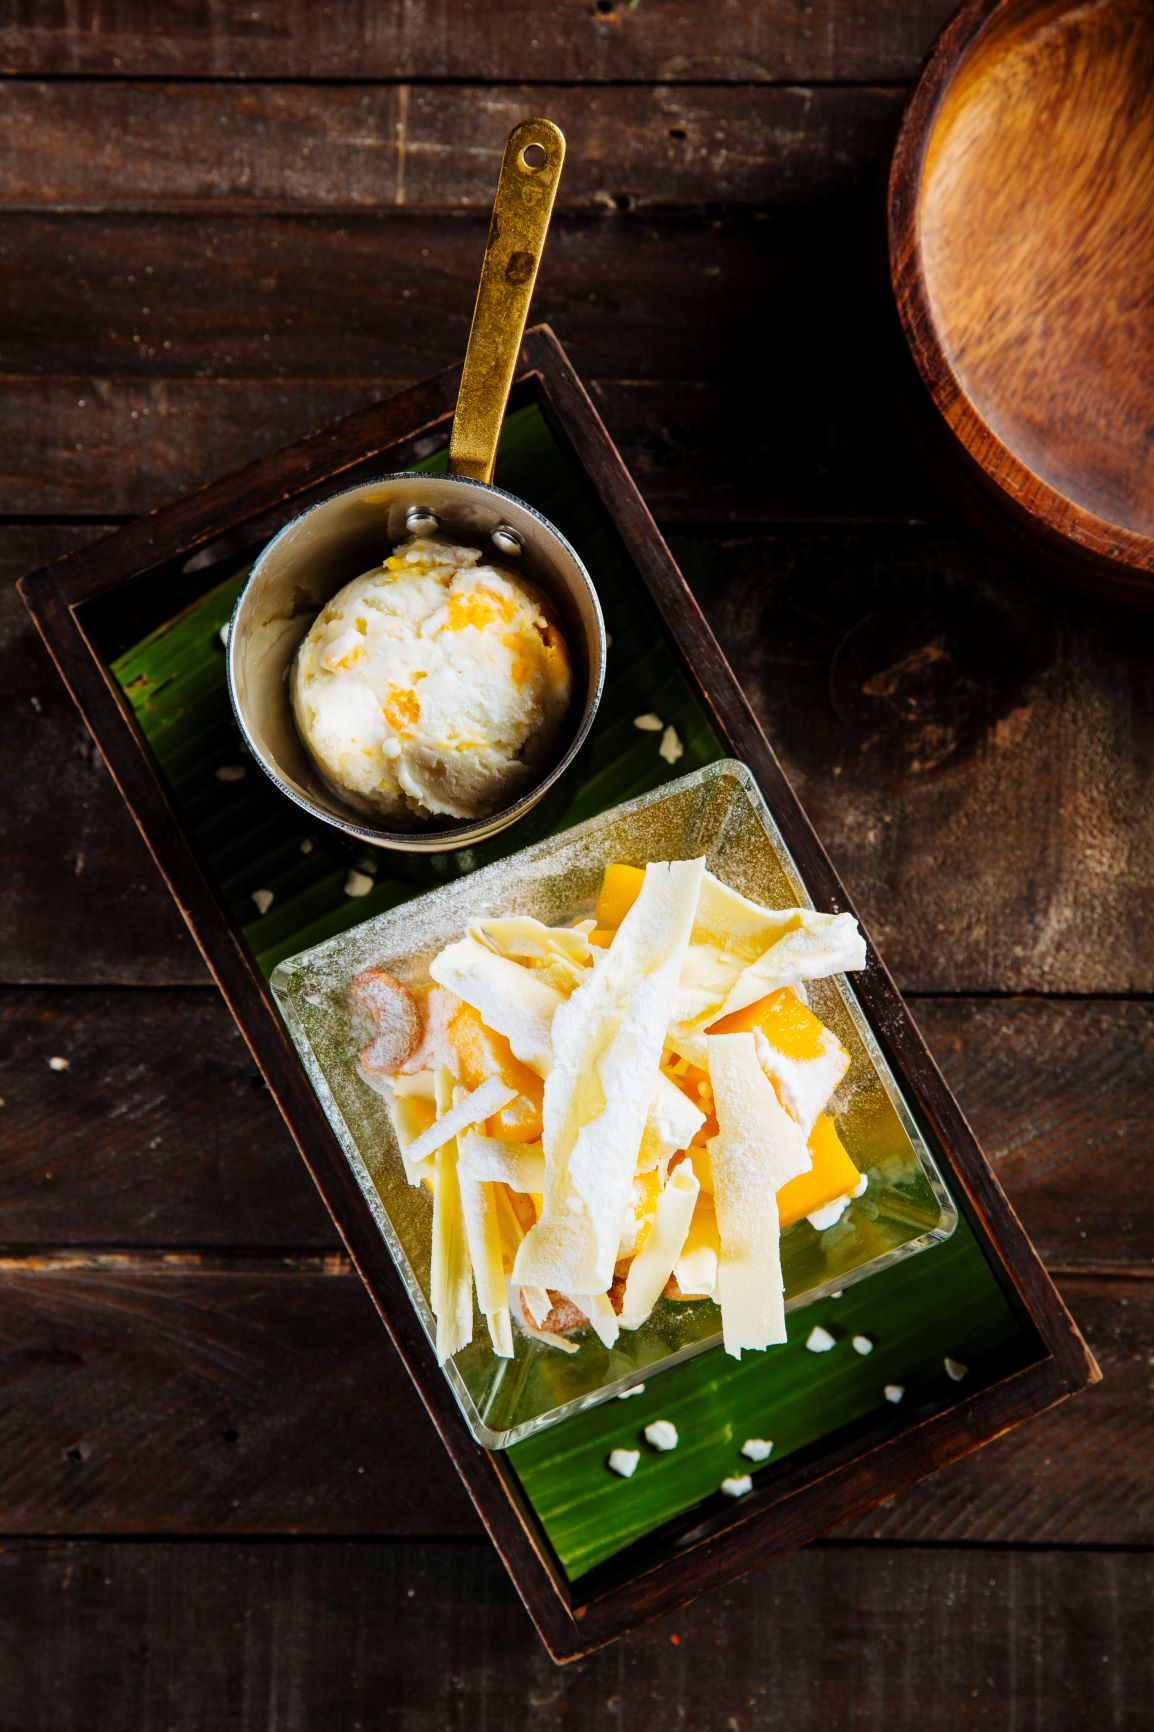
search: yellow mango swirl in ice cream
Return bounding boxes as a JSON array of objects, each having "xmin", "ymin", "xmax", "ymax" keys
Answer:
[{"xmin": 291, "ymin": 537, "xmax": 573, "ymax": 823}]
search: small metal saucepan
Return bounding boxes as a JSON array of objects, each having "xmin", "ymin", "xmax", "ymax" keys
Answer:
[{"xmin": 227, "ymin": 119, "xmax": 605, "ymax": 853}]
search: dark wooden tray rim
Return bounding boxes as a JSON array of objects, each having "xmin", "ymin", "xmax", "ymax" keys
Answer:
[{"xmin": 20, "ymin": 326, "xmax": 1099, "ymax": 1662}]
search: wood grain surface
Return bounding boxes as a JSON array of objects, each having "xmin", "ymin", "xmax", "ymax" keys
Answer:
[
  {"xmin": 6, "ymin": 525, "xmax": 1150, "ymax": 994},
  {"xmin": 0, "ymin": 1540, "xmax": 1148, "ymax": 1731},
  {"xmin": 0, "ymin": 82, "xmax": 904, "ymax": 212},
  {"xmin": 890, "ymin": 0, "xmax": 1154, "ymax": 592},
  {"xmin": 0, "ymin": 1260, "xmax": 1143, "ymax": 1544},
  {"xmin": 2, "ymin": 0, "xmax": 1149, "ymax": 1714},
  {"xmin": 0, "ymin": 213, "xmax": 889, "ymax": 446},
  {"xmin": 0, "ymin": 372, "xmax": 929, "ymax": 523},
  {"xmin": 0, "ymin": 3, "xmax": 957, "ymax": 82},
  {"xmin": 2, "ymin": 990, "xmax": 1149, "ymax": 1273},
  {"xmin": 0, "ymin": 78, "xmax": 912, "ymax": 526}
]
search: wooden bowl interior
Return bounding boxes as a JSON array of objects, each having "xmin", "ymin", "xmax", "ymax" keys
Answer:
[{"xmin": 916, "ymin": 0, "xmax": 1154, "ymax": 552}]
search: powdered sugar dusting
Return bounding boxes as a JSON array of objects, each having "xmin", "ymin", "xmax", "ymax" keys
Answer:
[{"xmin": 269, "ymin": 762, "xmax": 949, "ymax": 1446}]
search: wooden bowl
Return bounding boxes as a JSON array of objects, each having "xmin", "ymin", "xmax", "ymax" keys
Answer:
[{"xmin": 888, "ymin": 0, "xmax": 1154, "ymax": 602}]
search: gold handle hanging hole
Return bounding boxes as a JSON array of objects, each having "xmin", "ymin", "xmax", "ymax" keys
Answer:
[{"xmin": 449, "ymin": 118, "xmax": 566, "ymax": 484}]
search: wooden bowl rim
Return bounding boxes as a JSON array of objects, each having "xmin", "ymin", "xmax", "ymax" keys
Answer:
[{"xmin": 887, "ymin": 0, "xmax": 1154, "ymax": 577}]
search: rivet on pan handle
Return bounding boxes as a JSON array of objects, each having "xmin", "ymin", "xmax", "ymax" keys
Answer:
[{"xmin": 449, "ymin": 118, "xmax": 566, "ymax": 486}]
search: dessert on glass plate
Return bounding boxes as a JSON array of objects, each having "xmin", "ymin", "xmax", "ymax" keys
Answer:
[{"xmin": 349, "ymin": 854, "xmax": 868, "ymax": 1366}]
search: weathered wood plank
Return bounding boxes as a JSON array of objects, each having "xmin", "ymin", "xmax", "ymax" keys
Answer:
[
  {"xmin": 0, "ymin": 529, "xmax": 202, "ymax": 987},
  {"xmin": 0, "ymin": 528, "xmax": 199, "ymax": 987},
  {"xmin": 0, "ymin": 202, "xmax": 926, "ymax": 523},
  {"xmin": 0, "ymin": 989, "xmax": 327, "ymax": 1248},
  {"xmin": 1, "ymin": 1540, "xmax": 1147, "ymax": 1725},
  {"xmin": 837, "ymin": 1282, "xmax": 1150, "ymax": 1546},
  {"xmin": 405, "ymin": 82, "xmax": 903, "ymax": 209},
  {"xmin": 915, "ymin": 998, "xmax": 1154, "ymax": 1279},
  {"xmin": 0, "ymin": 1255, "xmax": 476, "ymax": 1536},
  {"xmin": 0, "ymin": 1260, "xmax": 1144, "ymax": 1544},
  {"xmin": 0, "ymin": 2, "xmax": 958, "ymax": 83},
  {"xmin": 0, "ymin": 209, "xmax": 885, "ymax": 389},
  {"xmin": 5, "ymin": 525, "xmax": 1149, "ymax": 994},
  {"xmin": 680, "ymin": 529, "xmax": 1154, "ymax": 996},
  {"xmin": 2, "ymin": 991, "xmax": 1150, "ymax": 1276},
  {"xmin": 0, "ymin": 92, "xmax": 926, "ymax": 525},
  {"xmin": 0, "ymin": 81, "xmax": 903, "ymax": 212},
  {"xmin": 0, "ymin": 374, "xmax": 927, "ymax": 523}
]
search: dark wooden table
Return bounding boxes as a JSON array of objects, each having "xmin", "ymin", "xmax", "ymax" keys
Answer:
[{"xmin": 1, "ymin": 5, "xmax": 1150, "ymax": 1725}]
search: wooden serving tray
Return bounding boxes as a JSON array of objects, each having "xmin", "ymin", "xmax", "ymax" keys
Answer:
[{"xmin": 20, "ymin": 326, "xmax": 1098, "ymax": 1662}]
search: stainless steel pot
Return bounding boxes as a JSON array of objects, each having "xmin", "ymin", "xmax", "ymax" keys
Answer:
[{"xmin": 227, "ymin": 119, "xmax": 605, "ymax": 853}]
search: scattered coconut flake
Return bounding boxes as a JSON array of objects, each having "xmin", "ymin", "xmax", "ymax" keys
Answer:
[
  {"xmin": 617, "ymin": 1383, "xmax": 646, "ymax": 1401},
  {"xmin": 805, "ymin": 1325, "xmax": 837, "ymax": 1354},
  {"xmin": 830, "ymin": 1290, "xmax": 844, "ymax": 1299},
  {"xmin": 523, "ymin": 1323, "xmax": 579, "ymax": 1354},
  {"xmin": 884, "ymin": 1384, "xmax": 905, "ymax": 1404},
  {"xmin": 944, "ymin": 1357, "xmax": 968, "ymax": 1383},
  {"xmin": 658, "ymin": 724, "xmax": 684, "ymax": 765},
  {"xmin": 851, "ymin": 1334, "xmax": 874, "ymax": 1356},
  {"xmin": 344, "ymin": 870, "xmax": 374, "ymax": 898},
  {"xmin": 633, "ymin": 712, "xmax": 664, "ymax": 732},
  {"xmin": 299, "ymin": 838, "xmax": 314, "ymax": 854},
  {"xmin": 741, "ymin": 1438, "xmax": 773, "ymax": 1463},
  {"xmin": 806, "ymin": 1195, "xmax": 851, "ymax": 1231},
  {"xmin": 525, "ymin": 1325, "xmax": 579, "ymax": 1355},
  {"xmin": 251, "ymin": 888, "xmax": 274, "ymax": 916},
  {"xmin": 720, "ymin": 1474, "xmax": 753, "ymax": 1499},
  {"xmin": 218, "ymin": 620, "xmax": 231, "ymax": 647},
  {"xmin": 608, "ymin": 1448, "xmax": 640, "ymax": 1479},
  {"xmin": 47, "ymin": 1056, "xmax": 70, "ymax": 1072},
  {"xmin": 644, "ymin": 1420, "xmax": 679, "ymax": 1453},
  {"xmin": 214, "ymin": 765, "xmax": 245, "ymax": 783}
]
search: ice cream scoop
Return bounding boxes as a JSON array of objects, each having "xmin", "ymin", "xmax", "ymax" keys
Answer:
[{"xmin": 291, "ymin": 536, "xmax": 572, "ymax": 823}]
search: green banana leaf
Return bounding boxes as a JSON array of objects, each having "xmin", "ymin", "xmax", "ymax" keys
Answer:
[{"xmin": 511, "ymin": 1217, "xmax": 1020, "ymax": 1578}]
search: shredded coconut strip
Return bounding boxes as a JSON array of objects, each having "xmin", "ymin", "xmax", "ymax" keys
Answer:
[
  {"xmin": 513, "ymin": 858, "xmax": 706, "ymax": 1296},
  {"xmin": 457, "ymin": 1132, "xmax": 545, "ymax": 1193},
  {"xmin": 403, "ymin": 1075, "xmax": 517, "ymax": 1167},
  {"xmin": 707, "ymin": 1032, "xmax": 810, "ymax": 1357},
  {"xmin": 620, "ymin": 1158, "xmax": 701, "ymax": 1330},
  {"xmin": 429, "ymin": 936, "xmax": 562, "ymax": 1075}
]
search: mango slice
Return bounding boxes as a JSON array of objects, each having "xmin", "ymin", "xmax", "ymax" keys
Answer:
[
  {"xmin": 778, "ymin": 1112, "xmax": 862, "ymax": 1229},
  {"xmin": 594, "ymin": 863, "xmax": 644, "ymax": 929},
  {"xmin": 447, "ymin": 1001, "xmax": 544, "ymax": 1141},
  {"xmin": 708, "ymin": 984, "xmax": 828, "ymax": 1060}
]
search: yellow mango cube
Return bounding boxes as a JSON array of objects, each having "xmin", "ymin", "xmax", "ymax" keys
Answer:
[
  {"xmin": 778, "ymin": 1113, "xmax": 862, "ymax": 1228},
  {"xmin": 594, "ymin": 863, "xmax": 644, "ymax": 929}
]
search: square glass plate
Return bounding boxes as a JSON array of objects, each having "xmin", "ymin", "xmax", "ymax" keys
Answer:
[{"xmin": 271, "ymin": 760, "xmax": 957, "ymax": 1447}]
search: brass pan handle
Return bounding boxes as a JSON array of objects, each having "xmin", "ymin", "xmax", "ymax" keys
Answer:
[{"xmin": 449, "ymin": 118, "xmax": 566, "ymax": 485}]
